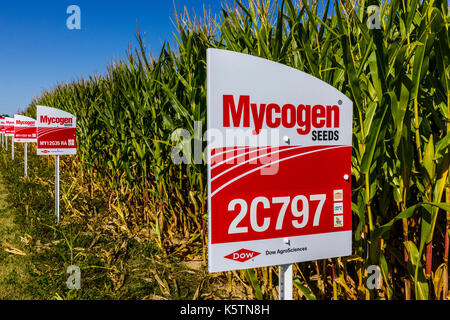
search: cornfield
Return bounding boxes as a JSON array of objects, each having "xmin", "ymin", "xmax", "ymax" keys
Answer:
[{"xmin": 21, "ymin": 0, "xmax": 449, "ymax": 299}]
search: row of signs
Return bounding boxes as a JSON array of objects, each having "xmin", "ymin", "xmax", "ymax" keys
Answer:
[
  {"xmin": 0, "ymin": 106, "xmax": 77, "ymax": 155},
  {"xmin": 1, "ymin": 50, "xmax": 352, "ymax": 277}
]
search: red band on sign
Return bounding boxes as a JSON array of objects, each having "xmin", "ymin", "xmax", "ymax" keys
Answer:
[
  {"xmin": 38, "ymin": 127, "xmax": 77, "ymax": 149},
  {"xmin": 210, "ymin": 145, "xmax": 352, "ymax": 244},
  {"xmin": 15, "ymin": 127, "xmax": 37, "ymax": 138}
]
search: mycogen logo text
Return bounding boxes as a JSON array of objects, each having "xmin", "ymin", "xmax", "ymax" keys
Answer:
[
  {"xmin": 223, "ymin": 95, "xmax": 341, "ymax": 141},
  {"xmin": 40, "ymin": 116, "xmax": 73, "ymax": 126},
  {"xmin": 16, "ymin": 120, "xmax": 35, "ymax": 126}
]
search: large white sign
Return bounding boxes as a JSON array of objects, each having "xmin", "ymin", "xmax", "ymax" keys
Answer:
[
  {"xmin": 36, "ymin": 105, "xmax": 77, "ymax": 155},
  {"xmin": 207, "ymin": 49, "xmax": 353, "ymax": 273}
]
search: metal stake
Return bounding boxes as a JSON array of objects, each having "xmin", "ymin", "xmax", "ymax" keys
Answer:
[
  {"xmin": 24, "ymin": 142, "xmax": 28, "ymax": 177},
  {"xmin": 55, "ymin": 155, "xmax": 60, "ymax": 224},
  {"xmin": 279, "ymin": 264, "xmax": 293, "ymax": 300}
]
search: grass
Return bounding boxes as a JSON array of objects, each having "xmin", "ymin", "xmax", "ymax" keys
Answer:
[
  {"xmin": 0, "ymin": 160, "xmax": 33, "ymax": 299},
  {"xmin": 0, "ymin": 141, "xmax": 251, "ymax": 300}
]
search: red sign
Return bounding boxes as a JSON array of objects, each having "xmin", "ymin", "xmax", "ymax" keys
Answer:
[
  {"xmin": 14, "ymin": 115, "xmax": 37, "ymax": 143},
  {"xmin": 5, "ymin": 117, "xmax": 15, "ymax": 137},
  {"xmin": 0, "ymin": 116, "xmax": 4, "ymax": 134},
  {"xmin": 37, "ymin": 106, "xmax": 77, "ymax": 155},
  {"xmin": 207, "ymin": 49, "xmax": 353, "ymax": 273}
]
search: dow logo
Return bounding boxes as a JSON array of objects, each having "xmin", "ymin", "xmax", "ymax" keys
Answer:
[{"xmin": 224, "ymin": 249, "xmax": 261, "ymax": 262}]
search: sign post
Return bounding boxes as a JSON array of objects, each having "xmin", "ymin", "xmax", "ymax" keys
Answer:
[
  {"xmin": 36, "ymin": 106, "xmax": 77, "ymax": 224},
  {"xmin": 55, "ymin": 155, "xmax": 60, "ymax": 223},
  {"xmin": 0, "ymin": 116, "xmax": 4, "ymax": 149},
  {"xmin": 14, "ymin": 115, "xmax": 37, "ymax": 178},
  {"xmin": 279, "ymin": 264, "xmax": 293, "ymax": 300},
  {"xmin": 24, "ymin": 142, "xmax": 27, "ymax": 177},
  {"xmin": 5, "ymin": 117, "xmax": 15, "ymax": 158},
  {"xmin": 206, "ymin": 49, "xmax": 353, "ymax": 299}
]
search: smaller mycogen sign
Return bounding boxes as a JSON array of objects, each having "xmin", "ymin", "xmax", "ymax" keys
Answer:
[
  {"xmin": 5, "ymin": 117, "xmax": 15, "ymax": 137},
  {"xmin": 0, "ymin": 116, "xmax": 5, "ymax": 134},
  {"xmin": 14, "ymin": 115, "xmax": 37, "ymax": 143},
  {"xmin": 37, "ymin": 106, "xmax": 77, "ymax": 155}
]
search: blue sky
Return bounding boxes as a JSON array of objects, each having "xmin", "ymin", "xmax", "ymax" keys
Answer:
[{"xmin": 0, "ymin": 1, "xmax": 224, "ymax": 116}]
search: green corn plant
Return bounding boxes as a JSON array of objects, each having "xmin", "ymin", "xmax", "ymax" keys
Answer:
[{"xmin": 22, "ymin": 0, "xmax": 449, "ymax": 299}]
